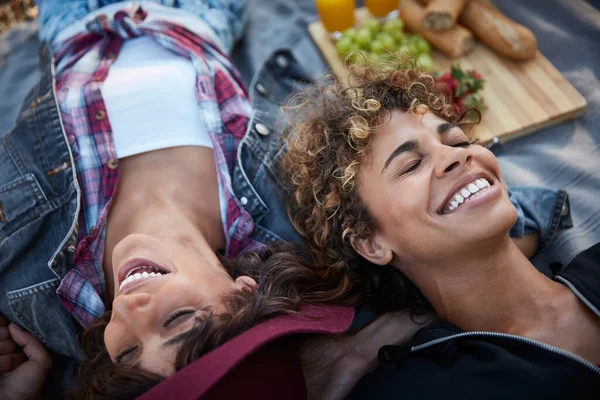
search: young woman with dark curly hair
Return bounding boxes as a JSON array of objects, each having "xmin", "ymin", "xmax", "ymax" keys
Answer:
[{"xmin": 279, "ymin": 59, "xmax": 600, "ymax": 398}]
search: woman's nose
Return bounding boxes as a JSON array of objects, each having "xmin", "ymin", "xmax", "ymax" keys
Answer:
[
  {"xmin": 435, "ymin": 147, "xmax": 473, "ymax": 177},
  {"xmin": 111, "ymin": 292, "xmax": 153, "ymax": 324}
]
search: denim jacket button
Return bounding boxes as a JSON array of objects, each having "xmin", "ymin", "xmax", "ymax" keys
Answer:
[
  {"xmin": 275, "ymin": 55, "xmax": 288, "ymax": 69},
  {"xmin": 255, "ymin": 123, "xmax": 270, "ymax": 136},
  {"xmin": 256, "ymin": 83, "xmax": 268, "ymax": 96},
  {"xmin": 561, "ymin": 202, "xmax": 569, "ymax": 216},
  {"xmin": 240, "ymin": 196, "xmax": 248, "ymax": 206}
]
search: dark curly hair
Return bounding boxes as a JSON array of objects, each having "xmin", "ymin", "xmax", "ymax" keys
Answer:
[
  {"xmin": 281, "ymin": 57, "xmax": 479, "ymax": 315},
  {"xmin": 69, "ymin": 243, "xmax": 355, "ymax": 400}
]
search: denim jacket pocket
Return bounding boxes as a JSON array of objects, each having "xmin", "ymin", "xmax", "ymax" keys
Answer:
[
  {"xmin": 7, "ymin": 278, "xmax": 81, "ymax": 357},
  {"xmin": 0, "ymin": 173, "xmax": 49, "ymax": 243}
]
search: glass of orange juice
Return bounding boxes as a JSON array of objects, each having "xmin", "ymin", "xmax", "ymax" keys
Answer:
[
  {"xmin": 315, "ymin": 0, "xmax": 355, "ymax": 38},
  {"xmin": 366, "ymin": 0, "xmax": 399, "ymax": 19}
]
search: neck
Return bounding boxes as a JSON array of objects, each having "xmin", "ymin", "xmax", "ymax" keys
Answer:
[
  {"xmin": 104, "ymin": 147, "xmax": 226, "ymax": 299},
  {"xmin": 412, "ymin": 236, "xmax": 567, "ymax": 335},
  {"xmin": 301, "ymin": 311, "xmax": 435, "ymax": 400}
]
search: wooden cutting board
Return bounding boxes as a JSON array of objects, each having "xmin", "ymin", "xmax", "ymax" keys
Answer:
[{"xmin": 308, "ymin": 7, "xmax": 587, "ymax": 145}]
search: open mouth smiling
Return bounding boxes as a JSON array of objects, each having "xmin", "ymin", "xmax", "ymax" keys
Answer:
[
  {"xmin": 439, "ymin": 174, "xmax": 495, "ymax": 215},
  {"xmin": 118, "ymin": 259, "xmax": 171, "ymax": 292}
]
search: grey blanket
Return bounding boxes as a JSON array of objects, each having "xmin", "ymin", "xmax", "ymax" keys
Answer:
[{"xmin": 1, "ymin": 0, "xmax": 599, "ymax": 272}]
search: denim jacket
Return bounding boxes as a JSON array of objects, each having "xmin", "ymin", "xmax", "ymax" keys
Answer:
[{"xmin": 0, "ymin": 44, "xmax": 572, "ymax": 394}]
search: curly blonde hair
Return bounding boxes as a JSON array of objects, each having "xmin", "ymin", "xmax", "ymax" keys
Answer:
[{"xmin": 281, "ymin": 58, "xmax": 478, "ymax": 312}]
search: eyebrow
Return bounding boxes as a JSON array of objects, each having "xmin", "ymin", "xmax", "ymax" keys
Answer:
[
  {"xmin": 128, "ymin": 330, "xmax": 192, "ymax": 369},
  {"xmin": 437, "ymin": 122, "xmax": 458, "ymax": 135},
  {"xmin": 381, "ymin": 123, "xmax": 460, "ymax": 174},
  {"xmin": 381, "ymin": 140, "xmax": 418, "ymax": 173},
  {"xmin": 163, "ymin": 329, "xmax": 193, "ymax": 347}
]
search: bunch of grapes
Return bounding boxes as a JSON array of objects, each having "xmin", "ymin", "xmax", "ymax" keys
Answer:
[{"xmin": 335, "ymin": 17, "xmax": 434, "ymax": 70}]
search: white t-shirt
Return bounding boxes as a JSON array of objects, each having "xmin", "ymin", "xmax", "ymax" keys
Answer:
[{"xmin": 102, "ymin": 36, "xmax": 213, "ymax": 159}]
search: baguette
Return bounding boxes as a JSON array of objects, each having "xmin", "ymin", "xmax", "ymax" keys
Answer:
[
  {"xmin": 417, "ymin": 0, "xmax": 538, "ymax": 60},
  {"xmin": 401, "ymin": 0, "xmax": 475, "ymax": 58},
  {"xmin": 423, "ymin": 0, "xmax": 469, "ymax": 31}
]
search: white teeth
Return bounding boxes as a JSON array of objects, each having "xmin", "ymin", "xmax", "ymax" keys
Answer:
[
  {"xmin": 119, "ymin": 270, "xmax": 164, "ymax": 291},
  {"xmin": 444, "ymin": 178, "xmax": 492, "ymax": 214}
]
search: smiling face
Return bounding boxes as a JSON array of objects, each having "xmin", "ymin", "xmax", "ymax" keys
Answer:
[
  {"xmin": 103, "ymin": 233, "xmax": 255, "ymax": 375},
  {"xmin": 353, "ymin": 109, "xmax": 518, "ymax": 275}
]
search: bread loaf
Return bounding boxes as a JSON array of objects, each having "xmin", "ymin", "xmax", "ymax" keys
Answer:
[
  {"xmin": 423, "ymin": 0, "xmax": 469, "ymax": 30},
  {"xmin": 416, "ymin": 0, "xmax": 537, "ymax": 60},
  {"xmin": 401, "ymin": 0, "xmax": 475, "ymax": 58}
]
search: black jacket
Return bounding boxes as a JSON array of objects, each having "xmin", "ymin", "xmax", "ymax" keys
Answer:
[{"xmin": 349, "ymin": 243, "xmax": 600, "ymax": 400}]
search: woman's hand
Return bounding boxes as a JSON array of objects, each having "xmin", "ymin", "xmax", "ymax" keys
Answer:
[{"xmin": 0, "ymin": 314, "xmax": 52, "ymax": 400}]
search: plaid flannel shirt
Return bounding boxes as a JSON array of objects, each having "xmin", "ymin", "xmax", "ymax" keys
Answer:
[{"xmin": 53, "ymin": 5, "xmax": 262, "ymax": 327}]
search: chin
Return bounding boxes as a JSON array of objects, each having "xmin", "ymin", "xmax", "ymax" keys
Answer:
[
  {"xmin": 457, "ymin": 196, "xmax": 518, "ymax": 245},
  {"xmin": 484, "ymin": 199, "xmax": 519, "ymax": 241}
]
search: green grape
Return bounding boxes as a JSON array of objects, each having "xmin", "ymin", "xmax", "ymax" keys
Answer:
[
  {"xmin": 336, "ymin": 36, "xmax": 354, "ymax": 57},
  {"xmin": 356, "ymin": 28, "xmax": 373, "ymax": 49},
  {"xmin": 343, "ymin": 27, "xmax": 358, "ymax": 41},
  {"xmin": 347, "ymin": 51, "xmax": 367, "ymax": 65},
  {"xmin": 397, "ymin": 44, "xmax": 410, "ymax": 56},
  {"xmin": 392, "ymin": 30, "xmax": 405, "ymax": 44},
  {"xmin": 376, "ymin": 32, "xmax": 395, "ymax": 50},
  {"xmin": 383, "ymin": 17, "xmax": 404, "ymax": 34},
  {"xmin": 406, "ymin": 41, "xmax": 420, "ymax": 56},
  {"xmin": 414, "ymin": 35, "xmax": 431, "ymax": 54},
  {"xmin": 379, "ymin": 52, "xmax": 395, "ymax": 62},
  {"xmin": 418, "ymin": 53, "xmax": 434, "ymax": 71},
  {"xmin": 363, "ymin": 18, "xmax": 381, "ymax": 35},
  {"xmin": 402, "ymin": 33, "xmax": 413, "ymax": 43},
  {"xmin": 370, "ymin": 40, "xmax": 384, "ymax": 54},
  {"xmin": 367, "ymin": 52, "xmax": 381, "ymax": 64}
]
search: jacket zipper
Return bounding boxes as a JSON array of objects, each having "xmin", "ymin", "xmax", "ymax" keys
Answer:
[
  {"xmin": 411, "ymin": 331, "xmax": 600, "ymax": 374},
  {"xmin": 555, "ymin": 276, "xmax": 600, "ymax": 317}
]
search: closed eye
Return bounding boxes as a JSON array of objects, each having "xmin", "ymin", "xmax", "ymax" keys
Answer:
[
  {"xmin": 115, "ymin": 346, "xmax": 138, "ymax": 364},
  {"xmin": 398, "ymin": 159, "xmax": 422, "ymax": 178},
  {"xmin": 452, "ymin": 141, "xmax": 471, "ymax": 148},
  {"xmin": 163, "ymin": 309, "xmax": 195, "ymax": 328}
]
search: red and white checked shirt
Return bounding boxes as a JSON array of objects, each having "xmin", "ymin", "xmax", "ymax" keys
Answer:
[{"xmin": 53, "ymin": 5, "xmax": 263, "ymax": 327}]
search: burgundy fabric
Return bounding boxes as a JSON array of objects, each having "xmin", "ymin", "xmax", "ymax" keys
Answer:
[
  {"xmin": 138, "ymin": 304, "xmax": 354, "ymax": 400},
  {"xmin": 202, "ymin": 338, "xmax": 306, "ymax": 400}
]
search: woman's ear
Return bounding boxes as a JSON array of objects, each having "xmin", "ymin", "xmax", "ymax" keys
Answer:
[
  {"xmin": 234, "ymin": 276, "xmax": 258, "ymax": 293},
  {"xmin": 350, "ymin": 235, "xmax": 393, "ymax": 266}
]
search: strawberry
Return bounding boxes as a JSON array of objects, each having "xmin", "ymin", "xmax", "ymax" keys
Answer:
[
  {"xmin": 439, "ymin": 72, "xmax": 459, "ymax": 93},
  {"xmin": 437, "ymin": 64, "xmax": 486, "ymax": 116}
]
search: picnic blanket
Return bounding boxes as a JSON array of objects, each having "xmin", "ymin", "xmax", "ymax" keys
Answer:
[{"xmin": 1, "ymin": 0, "xmax": 599, "ymax": 273}]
